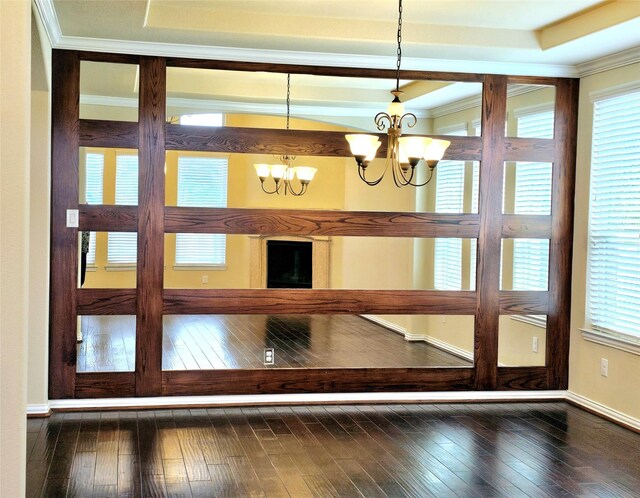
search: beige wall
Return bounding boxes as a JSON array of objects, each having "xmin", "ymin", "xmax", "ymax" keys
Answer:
[
  {"xmin": 1, "ymin": 1, "xmax": 30, "ymax": 496},
  {"xmin": 569, "ymin": 62, "xmax": 640, "ymax": 420}
]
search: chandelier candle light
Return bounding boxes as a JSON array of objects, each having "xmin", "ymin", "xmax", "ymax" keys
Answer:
[
  {"xmin": 345, "ymin": 0, "xmax": 450, "ymax": 187},
  {"xmin": 254, "ymin": 74, "xmax": 317, "ymax": 196}
]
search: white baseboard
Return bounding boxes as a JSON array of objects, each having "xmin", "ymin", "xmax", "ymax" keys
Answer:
[
  {"xmin": 47, "ymin": 390, "xmax": 567, "ymax": 411},
  {"xmin": 566, "ymin": 391, "xmax": 640, "ymax": 432},
  {"xmin": 27, "ymin": 403, "xmax": 51, "ymax": 416},
  {"xmin": 360, "ymin": 314, "xmax": 474, "ymax": 362}
]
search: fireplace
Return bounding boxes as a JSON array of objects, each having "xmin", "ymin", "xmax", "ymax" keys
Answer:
[{"xmin": 266, "ymin": 240, "xmax": 312, "ymax": 288}]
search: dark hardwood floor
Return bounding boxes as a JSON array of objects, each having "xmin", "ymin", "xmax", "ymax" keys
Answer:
[
  {"xmin": 77, "ymin": 314, "xmax": 470, "ymax": 372},
  {"xmin": 26, "ymin": 402, "xmax": 640, "ymax": 497}
]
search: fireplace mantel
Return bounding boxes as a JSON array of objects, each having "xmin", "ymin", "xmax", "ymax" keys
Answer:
[{"xmin": 249, "ymin": 235, "xmax": 330, "ymax": 289}]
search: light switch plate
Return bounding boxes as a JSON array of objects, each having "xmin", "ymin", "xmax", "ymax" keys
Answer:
[{"xmin": 66, "ymin": 209, "xmax": 79, "ymax": 228}]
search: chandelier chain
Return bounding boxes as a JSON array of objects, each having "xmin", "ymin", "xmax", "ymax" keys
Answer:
[
  {"xmin": 395, "ymin": 0, "xmax": 403, "ymax": 92},
  {"xmin": 286, "ymin": 73, "xmax": 291, "ymax": 130}
]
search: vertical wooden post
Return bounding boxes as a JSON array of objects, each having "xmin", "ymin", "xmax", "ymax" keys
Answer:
[
  {"xmin": 546, "ymin": 78, "xmax": 579, "ymax": 389},
  {"xmin": 135, "ymin": 56, "xmax": 166, "ymax": 396},
  {"xmin": 49, "ymin": 50, "xmax": 80, "ymax": 399},
  {"xmin": 474, "ymin": 74, "xmax": 507, "ymax": 390}
]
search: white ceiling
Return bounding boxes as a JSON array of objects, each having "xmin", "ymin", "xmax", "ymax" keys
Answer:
[{"xmin": 35, "ymin": 0, "xmax": 640, "ymax": 120}]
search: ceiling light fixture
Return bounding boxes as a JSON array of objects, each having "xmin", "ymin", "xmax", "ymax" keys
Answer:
[
  {"xmin": 255, "ymin": 74, "xmax": 317, "ymax": 196},
  {"xmin": 345, "ymin": 0, "xmax": 450, "ymax": 187}
]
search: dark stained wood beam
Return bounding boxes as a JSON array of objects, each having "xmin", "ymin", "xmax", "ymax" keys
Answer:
[
  {"xmin": 135, "ymin": 56, "xmax": 166, "ymax": 397},
  {"xmin": 162, "ymin": 368, "xmax": 474, "ymax": 396},
  {"xmin": 49, "ymin": 50, "xmax": 80, "ymax": 399},
  {"xmin": 499, "ymin": 291, "xmax": 549, "ymax": 314},
  {"xmin": 165, "ymin": 207, "xmax": 480, "ymax": 238},
  {"xmin": 501, "ymin": 215, "xmax": 551, "ymax": 238},
  {"xmin": 163, "ymin": 289, "xmax": 478, "ymax": 315},
  {"xmin": 77, "ymin": 289, "xmax": 137, "ymax": 315}
]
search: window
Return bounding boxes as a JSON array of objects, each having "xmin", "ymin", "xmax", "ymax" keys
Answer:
[
  {"xmin": 434, "ymin": 127, "xmax": 466, "ymax": 290},
  {"xmin": 587, "ymin": 90, "xmax": 640, "ymax": 337},
  {"xmin": 511, "ymin": 111, "xmax": 554, "ymax": 290},
  {"xmin": 179, "ymin": 114, "xmax": 223, "ymax": 127},
  {"xmin": 84, "ymin": 152, "xmax": 104, "ymax": 265},
  {"xmin": 175, "ymin": 156, "xmax": 228, "ymax": 266},
  {"xmin": 108, "ymin": 154, "xmax": 138, "ymax": 264}
]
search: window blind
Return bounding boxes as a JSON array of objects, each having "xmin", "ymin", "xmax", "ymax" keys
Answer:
[
  {"xmin": 176, "ymin": 156, "xmax": 228, "ymax": 265},
  {"xmin": 588, "ymin": 90, "xmax": 640, "ymax": 337},
  {"xmin": 512, "ymin": 111, "xmax": 554, "ymax": 290},
  {"xmin": 84, "ymin": 152, "xmax": 104, "ymax": 264},
  {"xmin": 108, "ymin": 154, "xmax": 138, "ymax": 264},
  {"xmin": 434, "ymin": 127, "xmax": 466, "ymax": 290}
]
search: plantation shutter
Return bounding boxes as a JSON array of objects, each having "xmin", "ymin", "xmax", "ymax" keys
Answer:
[
  {"xmin": 588, "ymin": 90, "xmax": 640, "ymax": 337},
  {"xmin": 84, "ymin": 152, "xmax": 104, "ymax": 264},
  {"xmin": 175, "ymin": 156, "xmax": 228, "ymax": 265},
  {"xmin": 108, "ymin": 154, "xmax": 138, "ymax": 264},
  {"xmin": 434, "ymin": 127, "xmax": 466, "ymax": 290},
  {"xmin": 512, "ymin": 110, "xmax": 554, "ymax": 290}
]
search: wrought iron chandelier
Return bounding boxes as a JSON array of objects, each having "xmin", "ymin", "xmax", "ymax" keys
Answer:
[
  {"xmin": 254, "ymin": 74, "xmax": 317, "ymax": 196},
  {"xmin": 345, "ymin": 0, "xmax": 450, "ymax": 187}
]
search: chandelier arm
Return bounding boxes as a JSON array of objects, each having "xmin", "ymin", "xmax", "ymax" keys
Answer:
[
  {"xmin": 260, "ymin": 179, "xmax": 281, "ymax": 195},
  {"xmin": 374, "ymin": 112, "xmax": 392, "ymax": 131},
  {"xmin": 358, "ymin": 163, "xmax": 387, "ymax": 186},
  {"xmin": 407, "ymin": 167, "xmax": 435, "ymax": 187},
  {"xmin": 398, "ymin": 112, "xmax": 417, "ymax": 129},
  {"xmin": 391, "ymin": 162, "xmax": 414, "ymax": 187}
]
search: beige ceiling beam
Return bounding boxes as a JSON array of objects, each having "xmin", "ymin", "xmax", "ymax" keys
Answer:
[{"xmin": 539, "ymin": 0, "xmax": 640, "ymax": 50}]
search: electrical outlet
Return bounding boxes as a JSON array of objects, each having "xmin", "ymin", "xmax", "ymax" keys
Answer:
[
  {"xmin": 441, "ymin": 316, "xmax": 447, "ymax": 324},
  {"xmin": 201, "ymin": 275, "xmax": 208, "ymax": 284},
  {"xmin": 600, "ymin": 358, "xmax": 608, "ymax": 377},
  {"xmin": 264, "ymin": 348, "xmax": 275, "ymax": 365},
  {"xmin": 532, "ymin": 336, "xmax": 538, "ymax": 353}
]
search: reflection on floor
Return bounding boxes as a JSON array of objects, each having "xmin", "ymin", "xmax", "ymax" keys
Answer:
[
  {"xmin": 26, "ymin": 403, "xmax": 640, "ymax": 497},
  {"xmin": 77, "ymin": 315, "xmax": 471, "ymax": 372}
]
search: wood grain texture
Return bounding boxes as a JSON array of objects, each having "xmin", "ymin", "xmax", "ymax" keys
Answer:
[
  {"xmin": 77, "ymin": 51, "xmax": 140, "ymax": 65},
  {"xmin": 503, "ymin": 138, "xmax": 554, "ymax": 162},
  {"xmin": 501, "ymin": 215, "xmax": 551, "ymax": 238},
  {"xmin": 507, "ymin": 75, "xmax": 561, "ymax": 86},
  {"xmin": 163, "ymin": 289, "xmax": 478, "ymax": 315},
  {"xmin": 26, "ymin": 404, "xmax": 640, "ymax": 497},
  {"xmin": 135, "ymin": 56, "xmax": 166, "ymax": 397},
  {"xmin": 546, "ymin": 78, "xmax": 579, "ymax": 390},
  {"xmin": 165, "ymin": 57, "xmax": 485, "ymax": 82},
  {"xmin": 79, "ymin": 119, "xmax": 138, "ymax": 149},
  {"xmin": 162, "ymin": 368, "xmax": 474, "ymax": 395},
  {"xmin": 50, "ymin": 50, "xmax": 80, "ymax": 399},
  {"xmin": 474, "ymin": 74, "xmax": 507, "ymax": 390},
  {"xmin": 165, "ymin": 207, "xmax": 480, "ymax": 238},
  {"xmin": 79, "ymin": 205, "xmax": 138, "ymax": 232},
  {"xmin": 75, "ymin": 373, "xmax": 135, "ymax": 398},
  {"xmin": 499, "ymin": 291, "xmax": 549, "ymax": 314},
  {"xmin": 497, "ymin": 367, "xmax": 548, "ymax": 390},
  {"xmin": 77, "ymin": 289, "xmax": 137, "ymax": 315}
]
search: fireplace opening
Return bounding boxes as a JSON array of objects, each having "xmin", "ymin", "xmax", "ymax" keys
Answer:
[{"xmin": 266, "ymin": 240, "xmax": 312, "ymax": 289}]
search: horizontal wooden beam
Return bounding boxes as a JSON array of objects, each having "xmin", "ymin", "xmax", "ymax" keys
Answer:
[
  {"xmin": 164, "ymin": 289, "xmax": 478, "ymax": 315},
  {"xmin": 79, "ymin": 120, "xmax": 482, "ymax": 160},
  {"xmin": 501, "ymin": 215, "xmax": 551, "ymax": 238},
  {"xmin": 79, "ymin": 205, "xmax": 138, "ymax": 232},
  {"xmin": 78, "ymin": 289, "xmax": 137, "ymax": 315},
  {"xmin": 499, "ymin": 291, "xmax": 549, "ymax": 314},
  {"xmin": 165, "ymin": 57, "xmax": 485, "ymax": 83},
  {"xmin": 75, "ymin": 372, "xmax": 135, "ymax": 398},
  {"xmin": 504, "ymin": 138, "xmax": 555, "ymax": 162},
  {"xmin": 497, "ymin": 367, "xmax": 548, "ymax": 390},
  {"xmin": 162, "ymin": 368, "xmax": 474, "ymax": 396},
  {"xmin": 165, "ymin": 207, "xmax": 480, "ymax": 238}
]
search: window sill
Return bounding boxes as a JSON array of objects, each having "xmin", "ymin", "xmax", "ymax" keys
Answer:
[
  {"xmin": 86, "ymin": 265, "xmax": 98, "ymax": 273},
  {"xmin": 581, "ymin": 328, "xmax": 640, "ymax": 356},
  {"xmin": 105, "ymin": 264, "xmax": 136, "ymax": 272},
  {"xmin": 511, "ymin": 315, "xmax": 547, "ymax": 328},
  {"xmin": 173, "ymin": 265, "xmax": 227, "ymax": 271}
]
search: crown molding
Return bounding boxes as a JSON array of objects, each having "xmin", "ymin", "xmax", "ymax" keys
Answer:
[
  {"xmin": 32, "ymin": 0, "xmax": 62, "ymax": 46},
  {"xmin": 576, "ymin": 46, "xmax": 640, "ymax": 78}
]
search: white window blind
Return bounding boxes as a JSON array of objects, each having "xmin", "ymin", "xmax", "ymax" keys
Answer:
[
  {"xmin": 511, "ymin": 111, "xmax": 554, "ymax": 290},
  {"xmin": 84, "ymin": 152, "xmax": 104, "ymax": 264},
  {"xmin": 176, "ymin": 156, "xmax": 228, "ymax": 265},
  {"xmin": 587, "ymin": 90, "xmax": 640, "ymax": 337},
  {"xmin": 108, "ymin": 154, "xmax": 138, "ymax": 264},
  {"xmin": 434, "ymin": 127, "xmax": 466, "ymax": 290}
]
